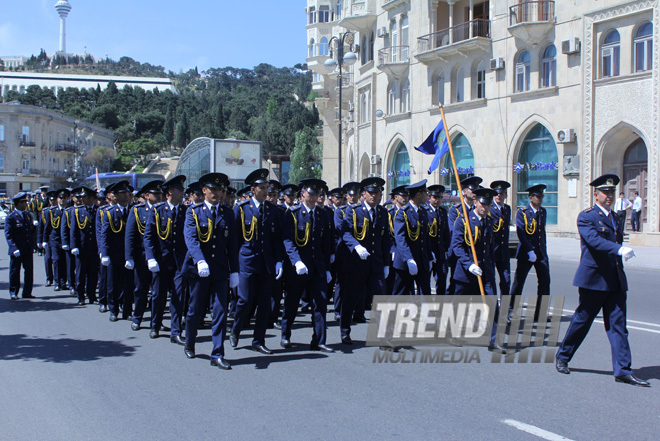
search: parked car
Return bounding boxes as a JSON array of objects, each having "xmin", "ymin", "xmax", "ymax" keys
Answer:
[{"xmin": 0, "ymin": 207, "xmax": 7, "ymax": 229}]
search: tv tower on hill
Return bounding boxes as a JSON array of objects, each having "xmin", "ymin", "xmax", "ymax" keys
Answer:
[{"xmin": 54, "ymin": 0, "xmax": 72, "ymax": 53}]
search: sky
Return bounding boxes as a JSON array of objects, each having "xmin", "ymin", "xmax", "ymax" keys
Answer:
[{"xmin": 0, "ymin": 0, "xmax": 307, "ymax": 72}]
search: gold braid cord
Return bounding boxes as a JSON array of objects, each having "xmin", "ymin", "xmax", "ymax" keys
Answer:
[
  {"xmin": 106, "ymin": 210, "xmax": 124, "ymax": 233},
  {"xmin": 291, "ymin": 211, "xmax": 310, "ymax": 247},
  {"xmin": 493, "ymin": 217, "xmax": 503, "ymax": 233},
  {"xmin": 429, "ymin": 218, "xmax": 438, "ymax": 237},
  {"xmin": 65, "ymin": 210, "xmax": 71, "ymax": 228},
  {"xmin": 522, "ymin": 211, "xmax": 537, "ymax": 235},
  {"xmin": 240, "ymin": 207, "xmax": 257, "ymax": 242},
  {"xmin": 50, "ymin": 210, "xmax": 61, "ymax": 229},
  {"xmin": 463, "ymin": 219, "xmax": 481, "ymax": 247},
  {"xmin": 403, "ymin": 210, "xmax": 420, "ymax": 241},
  {"xmin": 192, "ymin": 208, "xmax": 212, "ymax": 243},
  {"xmin": 352, "ymin": 210, "xmax": 369, "ymax": 241},
  {"xmin": 134, "ymin": 207, "xmax": 146, "ymax": 236},
  {"xmin": 388, "ymin": 210, "xmax": 396, "ymax": 237},
  {"xmin": 74, "ymin": 208, "xmax": 88, "ymax": 230},
  {"xmin": 154, "ymin": 208, "xmax": 172, "ymax": 241}
]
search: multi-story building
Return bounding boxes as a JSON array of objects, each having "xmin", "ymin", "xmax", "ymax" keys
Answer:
[
  {"xmin": 0, "ymin": 102, "xmax": 115, "ymax": 196},
  {"xmin": 307, "ymin": 0, "xmax": 658, "ymax": 243}
]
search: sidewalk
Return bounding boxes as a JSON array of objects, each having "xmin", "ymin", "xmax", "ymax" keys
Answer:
[{"xmin": 546, "ymin": 237, "xmax": 660, "ymax": 270}]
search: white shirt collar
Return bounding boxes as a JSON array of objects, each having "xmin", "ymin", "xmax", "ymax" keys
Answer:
[
  {"xmin": 529, "ymin": 204, "xmax": 538, "ymax": 214},
  {"xmin": 409, "ymin": 201, "xmax": 419, "ymax": 212},
  {"xmin": 204, "ymin": 200, "xmax": 218, "ymax": 211},
  {"xmin": 252, "ymin": 197, "xmax": 261, "ymax": 209},
  {"xmin": 595, "ymin": 203, "xmax": 611, "ymax": 216},
  {"xmin": 303, "ymin": 202, "xmax": 315, "ymax": 212}
]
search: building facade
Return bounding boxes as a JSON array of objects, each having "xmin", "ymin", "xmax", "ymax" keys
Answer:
[
  {"xmin": 307, "ymin": 0, "xmax": 658, "ymax": 242},
  {"xmin": 0, "ymin": 103, "xmax": 115, "ymax": 196}
]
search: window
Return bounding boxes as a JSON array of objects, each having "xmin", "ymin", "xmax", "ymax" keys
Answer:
[
  {"xmin": 387, "ymin": 84, "xmax": 396, "ymax": 114},
  {"xmin": 319, "ymin": 37, "xmax": 329, "ymax": 56},
  {"xmin": 436, "ymin": 73, "xmax": 445, "ymax": 106},
  {"xmin": 400, "ymin": 80, "xmax": 410, "ymax": 113},
  {"xmin": 361, "ymin": 35, "xmax": 367, "ymax": 65},
  {"xmin": 390, "ymin": 141, "xmax": 410, "ymax": 188},
  {"xmin": 476, "ymin": 61, "xmax": 486, "ymax": 99},
  {"xmin": 390, "ymin": 20, "xmax": 398, "ymax": 61},
  {"xmin": 541, "ymin": 44, "xmax": 556, "ymax": 87},
  {"xmin": 319, "ymin": 6, "xmax": 330, "ymax": 23},
  {"xmin": 308, "ymin": 7, "xmax": 316, "ymax": 24},
  {"xmin": 369, "ymin": 32, "xmax": 375, "ymax": 62},
  {"xmin": 515, "ymin": 50, "xmax": 531, "ymax": 92},
  {"xmin": 454, "ymin": 66, "xmax": 464, "ymax": 103},
  {"xmin": 335, "ymin": 0, "xmax": 342, "ymax": 20},
  {"xmin": 0, "ymin": 125, "xmax": 4, "ymax": 141},
  {"xmin": 22, "ymin": 126, "xmax": 30, "ymax": 143},
  {"xmin": 442, "ymin": 133, "xmax": 474, "ymax": 193},
  {"xmin": 401, "ymin": 15, "xmax": 409, "ymax": 61},
  {"xmin": 309, "ymin": 38, "xmax": 316, "ymax": 58},
  {"xmin": 0, "ymin": 152, "xmax": 4, "ymax": 169},
  {"xmin": 359, "ymin": 87, "xmax": 371, "ymax": 123},
  {"xmin": 634, "ymin": 22, "xmax": 652, "ymax": 72},
  {"xmin": 601, "ymin": 29, "xmax": 620, "ymax": 77}
]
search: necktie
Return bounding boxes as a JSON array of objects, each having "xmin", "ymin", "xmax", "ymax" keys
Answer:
[
  {"xmin": 211, "ymin": 205, "xmax": 217, "ymax": 223},
  {"xmin": 310, "ymin": 208, "xmax": 315, "ymax": 229},
  {"xmin": 259, "ymin": 203, "xmax": 264, "ymax": 221},
  {"xmin": 369, "ymin": 208, "xmax": 374, "ymax": 223},
  {"xmin": 172, "ymin": 206, "xmax": 177, "ymax": 220},
  {"xmin": 23, "ymin": 212, "xmax": 29, "ymax": 224}
]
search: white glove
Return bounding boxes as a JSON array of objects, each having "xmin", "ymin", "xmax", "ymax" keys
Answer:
[
  {"xmin": 42, "ymin": 242, "xmax": 48, "ymax": 249},
  {"xmin": 431, "ymin": 252, "xmax": 436, "ymax": 263},
  {"xmin": 330, "ymin": 254, "xmax": 335, "ymax": 264},
  {"xmin": 124, "ymin": 259, "xmax": 135, "ymax": 270},
  {"xmin": 71, "ymin": 248, "xmax": 80, "ymax": 256},
  {"xmin": 355, "ymin": 245, "xmax": 370, "ymax": 260},
  {"xmin": 407, "ymin": 259, "xmax": 418, "ymax": 276},
  {"xmin": 469, "ymin": 263, "xmax": 483, "ymax": 276},
  {"xmin": 197, "ymin": 260, "xmax": 210, "ymax": 277},
  {"xmin": 384, "ymin": 266, "xmax": 390, "ymax": 279},
  {"xmin": 148, "ymin": 259, "xmax": 160, "ymax": 272},
  {"xmin": 62, "ymin": 245, "xmax": 69, "ymax": 251},
  {"xmin": 13, "ymin": 250, "xmax": 20, "ymax": 257},
  {"xmin": 326, "ymin": 271, "xmax": 332, "ymax": 284},
  {"xmin": 229, "ymin": 272, "xmax": 239, "ymax": 288},
  {"xmin": 33, "ymin": 220, "xmax": 39, "ymax": 226},
  {"xmin": 275, "ymin": 261, "xmax": 283, "ymax": 280},
  {"xmin": 101, "ymin": 256, "xmax": 110, "ymax": 266},
  {"xmin": 527, "ymin": 251, "xmax": 537, "ymax": 263},
  {"xmin": 618, "ymin": 246, "xmax": 636, "ymax": 261},
  {"xmin": 295, "ymin": 261, "xmax": 308, "ymax": 275}
]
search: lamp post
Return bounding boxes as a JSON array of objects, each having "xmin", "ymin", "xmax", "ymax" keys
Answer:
[{"xmin": 324, "ymin": 31, "xmax": 357, "ymax": 186}]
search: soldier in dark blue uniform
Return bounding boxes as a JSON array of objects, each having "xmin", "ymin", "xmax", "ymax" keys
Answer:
[
  {"xmin": 126, "ymin": 179, "xmax": 164, "ymax": 331},
  {"xmin": 61, "ymin": 190, "xmax": 78, "ymax": 296},
  {"xmin": 182, "ymin": 173, "xmax": 239, "ymax": 370},
  {"xmin": 340, "ymin": 177, "xmax": 392, "ymax": 343},
  {"xmin": 38, "ymin": 192, "xmax": 57, "ymax": 287},
  {"xmin": 99, "ymin": 181, "xmax": 135, "ymax": 322},
  {"xmin": 489, "ymin": 181, "xmax": 512, "ymax": 301},
  {"xmin": 144, "ymin": 175, "xmax": 188, "ymax": 343},
  {"xmin": 70, "ymin": 186, "xmax": 99, "ymax": 305},
  {"xmin": 426, "ymin": 185, "xmax": 450, "ymax": 294},
  {"xmin": 325, "ymin": 187, "xmax": 342, "ymax": 319},
  {"xmin": 43, "ymin": 189, "xmax": 71, "ymax": 291},
  {"xmin": 333, "ymin": 182, "xmax": 361, "ymax": 320},
  {"xmin": 556, "ymin": 174, "xmax": 649, "ymax": 387},
  {"xmin": 386, "ymin": 186, "xmax": 409, "ymax": 295},
  {"xmin": 229, "ymin": 169, "xmax": 284, "ymax": 355},
  {"xmin": 95, "ymin": 189, "xmax": 110, "ymax": 312},
  {"xmin": 5, "ymin": 192, "xmax": 35, "ymax": 299},
  {"xmin": 509, "ymin": 184, "xmax": 550, "ymax": 321},
  {"xmin": 280, "ymin": 184, "xmax": 298, "ymax": 210},
  {"xmin": 392, "ymin": 180, "xmax": 433, "ymax": 295},
  {"xmin": 281, "ymin": 178, "xmax": 333, "ymax": 352}
]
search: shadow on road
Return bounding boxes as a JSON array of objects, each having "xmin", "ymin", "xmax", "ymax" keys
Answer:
[
  {"xmin": 0, "ymin": 298, "xmax": 76, "ymax": 314},
  {"xmin": 229, "ymin": 350, "xmax": 329, "ymax": 369},
  {"xmin": 570, "ymin": 365, "xmax": 660, "ymax": 381},
  {"xmin": 0, "ymin": 334, "xmax": 137, "ymax": 363}
]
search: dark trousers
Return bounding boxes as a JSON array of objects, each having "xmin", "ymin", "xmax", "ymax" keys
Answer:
[
  {"xmin": 333, "ymin": 261, "xmax": 343, "ymax": 315},
  {"xmin": 616, "ymin": 210, "xmax": 627, "ymax": 231},
  {"xmin": 432, "ymin": 259, "xmax": 448, "ymax": 294},
  {"xmin": 494, "ymin": 258, "xmax": 511, "ymax": 300},
  {"xmin": 392, "ymin": 267, "xmax": 431, "ymax": 296},
  {"xmin": 50, "ymin": 244, "xmax": 66, "ymax": 287},
  {"xmin": 151, "ymin": 269, "xmax": 185, "ymax": 336},
  {"xmin": 281, "ymin": 270, "xmax": 328, "ymax": 345},
  {"xmin": 557, "ymin": 288, "xmax": 632, "ymax": 377},
  {"xmin": 98, "ymin": 264, "xmax": 108, "ymax": 306},
  {"xmin": 75, "ymin": 253, "xmax": 98, "ymax": 302},
  {"xmin": 9, "ymin": 253, "xmax": 33, "ymax": 298},
  {"xmin": 269, "ymin": 277, "xmax": 284, "ymax": 325},
  {"xmin": 44, "ymin": 245, "xmax": 53, "ymax": 284},
  {"xmin": 509, "ymin": 257, "xmax": 550, "ymax": 320},
  {"xmin": 454, "ymin": 278, "xmax": 498, "ymax": 345},
  {"xmin": 232, "ymin": 270, "xmax": 273, "ymax": 345},
  {"xmin": 132, "ymin": 261, "xmax": 152, "ymax": 325},
  {"xmin": 185, "ymin": 277, "xmax": 228, "ymax": 360},
  {"xmin": 341, "ymin": 264, "xmax": 385, "ymax": 338},
  {"xmin": 65, "ymin": 251, "xmax": 75, "ymax": 290},
  {"xmin": 631, "ymin": 210, "xmax": 641, "ymax": 232},
  {"xmin": 107, "ymin": 259, "xmax": 134, "ymax": 318}
]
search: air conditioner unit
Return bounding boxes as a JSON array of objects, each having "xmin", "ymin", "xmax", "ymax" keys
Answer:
[
  {"xmin": 348, "ymin": 102, "xmax": 354, "ymax": 112},
  {"xmin": 370, "ymin": 155, "xmax": 381, "ymax": 165},
  {"xmin": 561, "ymin": 37, "xmax": 580, "ymax": 54},
  {"xmin": 377, "ymin": 27, "xmax": 388, "ymax": 38},
  {"xmin": 490, "ymin": 57, "xmax": 504, "ymax": 70},
  {"xmin": 16, "ymin": 133, "xmax": 22, "ymax": 139},
  {"xmin": 557, "ymin": 129, "xmax": 575, "ymax": 143}
]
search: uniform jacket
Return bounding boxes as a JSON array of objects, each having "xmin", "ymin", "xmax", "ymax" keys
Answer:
[
  {"xmin": 234, "ymin": 199, "xmax": 283, "ymax": 274},
  {"xmin": 342, "ymin": 202, "xmax": 392, "ymax": 269},
  {"xmin": 573, "ymin": 205, "xmax": 627, "ymax": 292},
  {"xmin": 515, "ymin": 204, "xmax": 547, "ymax": 260},
  {"xmin": 448, "ymin": 202, "xmax": 472, "ymax": 233},
  {"xmin": 125, "ymin": 203, "xmax": 151, "ymax": 263},
  {"xmin": 426, "ymin": 205, "xmax": 450, "ymax": 262},
  {"xmin": 43, "ymin": 205, "xmax": 65, "ymax": 247},
  {"xmin": 490, "ymin": 202, "xmax": 511, "ymax": 262},
  {"xmin": 60, "ymin": 206, "xmax": 76, "ymax": 249},
  {"xmin": 283, "ymin": 204, "xmax": 332, "ymax": 276},
  {"xmin": 334, "ymin": 205, "xmax": 349, "ymax": 259},
  {"xmin": 392, "ymin": 202, "xmax": 432, "ymax": 271},
  {"xmin": 450, "ymin": 211, "xmax": 495, "ymax": 284},
  {"xmin": 37, "ymin": 205, "xmax": 52, "ymax": 245},
  {"xmin": 71, "ymin": 205, "xmax": 98, "ymax": 256},
  {"xmin": 5, "ymin": 209, "xmax": 35, "ymax": 255},
  {"xmin": 144, "ymin": 202, "xmax": 188, "ymax": 272},
  {"xmin": 100, "ymin": 204, "xmax": 130, "ymax": 259},
  {"xmin": 96, "ymin": 205, "xmax": 110, "ymax": 255}
]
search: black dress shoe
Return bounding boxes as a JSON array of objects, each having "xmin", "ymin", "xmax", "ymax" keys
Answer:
[
  {"xmin": 184, "ymin": 346, "xmax": 195, "ymax": 359},
  {"xmin": 99, "ymin": 305, "xmax": 108, "ymax": 313},
  {"xmin": 488, "ymin": 343, "xmax": 507, "ymax": 354},
  {"xmin": 334, "ymin": 314, "xmax": 340, "ymax": 321},
  {"xmin": 341, "ymin": 336, "xmax": 353, "ymax": 345},
  {"xmin": 109, "ymin": 314, "xmax": 118, "ymax": 322},
  {"xmin": 54, "ymin": 286, "xmax": 61, "ymax": 292},
  {"xmin": 211, "ymin": 357, "xmax": 232, "ymax": 370},
  {"xmin": 353, "ymin": 316, "xmax": 367, "ymax": 324},
  {"xmin": 556, "ymin": 358, "xmax": 570, "ymax": 374},
  {"xmin": 229, "ymin": 332, "xmax": 238, "ymax": 348},
  {"xmin": 76, "ymin": 301, "xmax": 85, "ymax": 306},
  {"xmin": 131, "ymin": 322, "xmax": 140, "ymax": 331},
  {"xmin": 252, "ymin": 343, "xmax": 273, "ymax": 355},
  {"xmin": 274, "ymin": 322, "xmax": 282, "ymax": 330},
  {"xmin": 10, "ymin": 294, "xmax": 18, "ymax": 300},
  {"xmin": 70, "ymin": 289, "xmax": 76, "ymax": 297},
  {"xmin": 45, "ymin": 282, "xmax": 53, "ymax": 287},
  {"xmin": 506, "ymin": 316, "xmax": 512, "ymax": 325},
  {"xmin": 280, "ymin": 338, "xmax": 291, "ymax": 349},
  {"xmin": 149, "ymin": 329, "xmax": 159, "ymax": 339},
  {"xmin": 22, "ymin": 294, "xmax": 36, "ymax": 299},
  {"xmin": 311, "ymin": 343, "xmax": 334, "ymax": 353},
  {"xmin": 170, "ymin": 335, "xmax": 186, "ymax": 345},
  {"xmin": 615, "ymin": 374, "xmax": 650, "ymax": 387}
]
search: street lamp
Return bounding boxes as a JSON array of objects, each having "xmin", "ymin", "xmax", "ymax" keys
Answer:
[{"xmin": 324, "ymin": 31, "xmax": 357, "ymax": 186}]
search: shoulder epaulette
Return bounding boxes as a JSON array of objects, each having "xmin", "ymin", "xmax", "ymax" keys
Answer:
[
  {"xmin": 582, "ymin": 207, "xmax": 594, "ymax": 213},
  {"xmin": 153, "ymin": 201, "xmax": 167, "ymax": 209},
  {"xmin": 192, "ymin": 202, "xmax": 205, "ymax": 209},
  {"xmin": 289, "ymin": 205, "xmax": 301, "ymax": 212},
  {"xmin": 238, "ymin": 199, "xmax": 250, "ymax": 206}
]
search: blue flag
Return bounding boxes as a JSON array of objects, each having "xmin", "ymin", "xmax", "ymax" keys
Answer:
[{"xmin": 414, "ymin": 119, "xmax": 450, "ymax": 174}]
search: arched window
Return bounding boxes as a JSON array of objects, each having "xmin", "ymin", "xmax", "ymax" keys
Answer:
[
  {"xmin": 436, "ymin": 72, "xmax": 445, "ymax": 106},
  {"xmin": 541, "ymin": 44, "xmax": 556, "ymax": 87},
  {"xmin": 390, "ymin": 141, "xmax": 410, "ymax": 188},
  {"xmin": 515, "ymin": 50, "xmax": 531, "ymax": 92},
  {"xmin": 634, "ymin": 22, "xmax": 653, "ymax": 72},
  {"xmin": 308, "ymin": 38, "xmax": 316, "ymax": 58},
  {"xmin": 476, "ymin": 60, "xmax": 486, "ymax": 99},
  {"xmin": 400, "ymin": 80, "xmax": 410, "ymax": 113},
  {"xmin": 387, "ymin": 83, "xmax": 396, "ymax": 114},
  {"xmin": 319, "ymin": 37, "xmax": 329, "ymax": 57},
  {"xmin": 516, "ymin": 124, "xmax": 559, "ymax": 224},
  {"xmin": 442, "ymin": 133, "xmax": 474, "ymax": 193},
  {"xmin": 454, "ymin": 66, "xmax": 464, "ymax": 103},
  {"xmin": 601, "ymin": 29, "xmax": 620, "ymax": 77}
]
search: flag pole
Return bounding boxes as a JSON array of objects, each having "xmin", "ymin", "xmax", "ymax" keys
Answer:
[
  {"xmin": 95, "ymin": 168, "xmax": 101, "ymax": 190},
  {"xmin": 439, "ymin": 104, "xmax": 485, "ymax": 296}
]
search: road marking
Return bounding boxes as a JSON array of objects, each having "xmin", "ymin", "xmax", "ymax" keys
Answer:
[{"xmin": 502, "ymin": 419, "xmax": 575, "ymax": 441}]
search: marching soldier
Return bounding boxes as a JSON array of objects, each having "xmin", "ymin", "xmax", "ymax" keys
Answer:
[
  {"xmin": 229, "ymin": 169, "xmax": 284, "ymax": 355},
  {"xmin": 144, "ymin": 175, "xmax": 188, "ymax": 343},
  {"xmin": 509, "ymin": 184, "xmax": 550, "ymax": 321},
  {"xmin": 43, "ymin": 189, "xmax": 70, "ymax": 291},
  {"xmin": 61, "ymin": 190, "xmax": 78, "ymax": 296},
  {"xmin": 556, "ymin": 174, "xmax": 649, "ymax": 387},
  {"xmin": 38, "ymin": 192, "xmax": 57, "ymax": 287},
  {"xmin": 489, "ymin": 181, "xmax": 512, "ymax": 300},
  {"xmin": 392, "ymin": 180, "xmax": 433, "ymax": 296},
  {"xmin": 426, "ymin": 185, "xmax": 450, "ymax": 294},
  {"xmin": 281, "ymin": 178, "xmax": 333, "ymax": 352},
  {"xmin": 182, "ymin": 173, "xmax": 239, "ymax": 370},
  {"xmin": 340, "ymin": 177, "xmax": 392, "ymax": 344},
  {"xmin": 70, "ymin": 186, "xmax": 99, "ymax": 305},
  {"xmin": 5, "ymin": 192, "xmax": 35, "ymax": 300},
  {"xmin": 96, "ymin": 189, "xmax": 110, "ymax": 312},
  {"xmin": 280, "ymin": 184, "xmax": 298, "ymax": 209},
  {"xmin": 126, "ymin": 180, "xmax": 164, "ymax": 331},
  {"xmin": 386, "ymin": 186, "xmax": 409, "ymax": 295}
]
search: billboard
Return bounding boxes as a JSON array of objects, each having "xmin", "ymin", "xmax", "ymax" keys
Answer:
[{"xmin": 212, "ymin": 139, "xmax": 262, "ymax": 181}]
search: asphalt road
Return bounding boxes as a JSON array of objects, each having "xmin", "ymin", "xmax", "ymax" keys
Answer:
[{"xmin": 1, "ymin": 239, "xmax": 659, "ymax": 441}]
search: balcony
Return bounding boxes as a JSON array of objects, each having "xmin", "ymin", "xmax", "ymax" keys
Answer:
[
  {"xmin": 338, "ymin": 0, "xmax": 377, "ymax": 33},
  {"xmin": 19, "ymin": 141, "xmax": 36, "ymax": 147},
  {"xmin": 508, "ymin": 1, "xmax": 555, "ymax": 44},
  {"xmin": 15, "ymin": 168, "xmax": 41, "ymax": 175},
  {"xmin": 54, "ymin": 144, "xmax": 76, "ymax": 153},
  {"xmin": 416, "ymin": 19, "xmax": 491, "ymax": 64},
  {"xmin": 377, "ymin": 46, "xmax": 410, "ymax": 79},
  {"xmin": 335, "ymin": 72, "xmax": 353, "ymax": 95}
]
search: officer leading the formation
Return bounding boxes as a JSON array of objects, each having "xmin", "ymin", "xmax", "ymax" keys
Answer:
[
  {"xmin": 556, "ymin": 174, "xmax": 650, "ymax": 387},
  {"xmin": 5, "ymin": 192, "xmax": 35, "ymax": 300}
]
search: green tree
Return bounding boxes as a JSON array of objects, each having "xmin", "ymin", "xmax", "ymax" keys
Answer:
[
  {"xmin": 289, "ymin": 127, "xmax": 322, "ymax": 184},
  {"xmin": 175, "ymin": 111, "xmax": 189, "ymax": 147}
]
